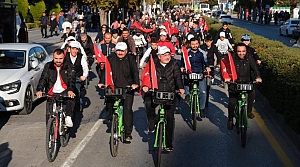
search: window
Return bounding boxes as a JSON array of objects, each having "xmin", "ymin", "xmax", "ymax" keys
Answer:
[
  {"xmin": 33, "ymin": 47, "xmax": 46, "ymax": 62},
  {"xmin": 0, "ymin": 50, "xmax": 26, "ymax": 69}
]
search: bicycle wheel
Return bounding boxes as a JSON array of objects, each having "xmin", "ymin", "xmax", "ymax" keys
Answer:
[
  {"xmin": 60, "ymin": 121, "xmax": 70, "ymax": 147},
  {"xmin": 192, "ymin": 94, "xmax": 197, "ymax": 131},
  {"xmin": 46, "ymin": 118, "xmax": 59, "ymax": 162},
  {"xmin": 241, "ymin": 106, "xmax": 247, "ymax": 147},
  {"xmin": 156, "ymin": 123, "xmax": 163, "ymax": 167},
  {"xmin": 110, "ymin": 114, "xmax": 119, "ymax": 157}
]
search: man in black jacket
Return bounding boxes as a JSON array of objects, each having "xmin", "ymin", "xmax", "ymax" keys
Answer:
[
  {"xmin": 78, "ymin": 33, "xmax": 95, "ymax": 70},
  {"xmin": 224, "ymin": 43, "xmax": 262, "ymax": 130},
  {"xmin": 36, "ymin": 49, "xmax": 76, "ymax": 127},
  {"xmin": 142, "ymin": 46, "xmax": 184, "ymax": 152},
  {"xmin": 98, "ymin": 42, "xmax": 139, "ymax": 142},
  {"xmin": 214, "ymin": 22, "xmax": 234, "ymax": 46},
  {"xmin": 40, "ymin": 12, "xmax": 49, "ymax": 38}
]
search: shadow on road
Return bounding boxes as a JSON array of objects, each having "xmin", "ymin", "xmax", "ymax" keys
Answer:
[
  {"xmin": 70, "ymin": 110, "xmax": 83, "ymax": 138},
  {"xmin": 0, "ymin": 112, "xmax": 12, "ymax": 131},
  {"xmin": 133, "ymin": 107, "xmax": 148, "ymax": 143},
  {"xmin": 0, "ymin": 142, "xmax": 12, "ymax": 167},
  {"xmin": 205, "ymin": 101, "xmax": 229, "ymax": 133}
]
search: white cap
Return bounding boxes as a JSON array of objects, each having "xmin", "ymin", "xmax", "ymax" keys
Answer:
[
  {"xmin": 160, "ymin": 31, "xmax": 167, "ymax": 36},
  {"xmin": 145, "ymin": 15, "xmax": 148, "ymax": 18},
  {"xmin": 187, "ymin": 34, "xmax": 194, "ymax": 40},
  {"xmin": 159, "ymin": 25, "xmax": 166, "ymax": 30},
  {"xmin": 179, "ymin": 19, "xmax": 184, "ymax": 22},
  {"xmin": 164, "ymin": 18, "xmax": 169, "ymax": 21},
  {"xmin": 157, "ymin": 46, "xmax": 170, "ymax": 55},
  {"xmin": 66, "ymin": 36, "xmax": 76, "ymax": 41},
  {"xmin": 70, "ymin": 41, "xmax": 81, "ymax": 48},
  {"xmin": 174, "ymin": 21, "xmax": 178, "ymax": 24},
  {"xmin": 220, "ymin": 32, "xmax": 226, "ymax": 37},
  {"xmin": 115, "ymin": 42, "xmax": 127, "ymax": 51}
]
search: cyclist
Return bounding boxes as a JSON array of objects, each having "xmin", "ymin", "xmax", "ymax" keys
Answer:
[
  {"xmin": 98, "ymin": 42, "xmax": 139, "ymax": 142},
  {"xmin": 142, "ymin": 46, "xmax": 184, "ymax": 152},
  {"xmin": 94, "ymin": 24, "xmax": 109, "ymax": 43},
  {"xmin": 216, "ymin": 32, "xmax": 234, "ymax": 55},
  {"xmin": 241, "ymin": 34, "xmax": 261, "ymax": 65},
  {"xmin": 214, "ymin": 22, "xmax": 235, "ymax": 46},
  {"xmin": 65, "ymin": 41, "xmax": 89, "ymax": 111},
  {"xmin": 158, "ymin": 31, "xmax": 176, "ymax": 56},
  {"xmin": 61, "ymin": 36, "xmax": 87, "ymax": 58},
  {"xmin": 139, "ymin": 38, "xmax": 158, "ymax": 68},
  {"xmin": 224, "ymin": 43, "xmax": 262, "ymax": 130},
  {"xmin": 118, "ymin": 28, "xmax": 136, "ymax": 56},
  {"xmin": 36, "ymin": 49, "xmax": 76, "ymax": 127},
  {"xmin": 78, "ymin": 33, "xmax": 95, "ymax": 71},
  {"xmin": 60, "ymin": 27, "xmax": 75, "ymax": 42},
  {"xmin": 181, "ymin": 38, "xmax": 211, "ymax": 117}
]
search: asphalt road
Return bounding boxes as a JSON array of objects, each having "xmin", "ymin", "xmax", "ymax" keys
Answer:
[{"xmin": 0, "ymin": 26, "xmax": 299, "ymax": 167}]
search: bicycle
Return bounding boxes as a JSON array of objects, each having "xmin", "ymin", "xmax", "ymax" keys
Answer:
[
  {"xmin": 204, "ymin": 71, "xmax": 213, "ymax": 107},
  {"xmin": 151, "ymin": 90, "xmax": 177, "ymax": 167},
  {"xmin": 136, "ymin": 45, "xmax": 144, "ymax": 69},
  {"xmin": 103, "ymin": 85, "xmax": 135, "ymax": 157},
  {"xmin": 187, "ymin": 73, "xmax": 204, "ymax": 131},
  {"xmin": 46, "ymin": 93, "xmax": 70, "ymax": 162},
  {"xmin": 230, "ymin": 81, "xmax": 256, "ymax": 148}
]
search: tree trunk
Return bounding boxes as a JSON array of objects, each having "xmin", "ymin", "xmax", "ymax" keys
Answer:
[{"xmin": 99, "ymin": 8, "xmax": 107, "ymax": 26}]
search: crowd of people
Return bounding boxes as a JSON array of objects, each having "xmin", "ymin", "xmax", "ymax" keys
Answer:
[{"xmin": 36, "ymin": 6, "xmax": 262, "ymax": 152}]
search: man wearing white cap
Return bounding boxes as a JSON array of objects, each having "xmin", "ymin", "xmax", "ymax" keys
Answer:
[
  {"xmin": 60, "ymin": 36, "xmax": 87, "ymax": 58},
  {"xmin": 158, "ymin": 31, "xmax": 176, "ymax": 56},
  {"xmin": 60, "ymin": 27, "xmax": 76, "ymax": 42},
  {"xmin": 98, "ymin": 42, "xmax": 139, "ymax": 142},
  {"xmin": 65, "ymin": 41, "xmax": 89, "ymax": 112},
  {"xmin": 142, "ymin": 46, "xmax": 184, "ymax": 152}
]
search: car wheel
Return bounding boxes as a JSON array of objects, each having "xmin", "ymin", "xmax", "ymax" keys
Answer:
[
  {"xmin": 19, "ymin": 86, "xmax": 33, "ymax": 115},
  {"xmin": 279, "ymin": 29, "xmax": 282, "ymax": 36}
]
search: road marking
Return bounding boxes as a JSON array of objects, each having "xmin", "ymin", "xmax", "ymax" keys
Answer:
[
  {"xmin": 61, "ymin": 119, "xmax": 104, "ymax": 167},
  {"xmin": 253, "ymin": 108, "xmax": 294, "ymax": 167}
]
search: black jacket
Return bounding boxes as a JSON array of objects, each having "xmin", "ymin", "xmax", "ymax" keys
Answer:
[
  {"xmin": 228, "ymin": 53, "xmax": 261, "ymax": 93},
  {"xmin": 78, "ymin": 35, "xmax": 95, "ymax": 56},
  {"xmin": 200, "ymin": 44, "xmax": 221, "ymax": 66},
  {"xmin": 37, "ymin": 61, "xmax": 76, "ymax": 94},
  {"xmin": 246, "ymin": 45, "xmax": 260, "ymax": 61},
  {"xmin": 155, "ymin": 58, "xmax": 184, "ymax": 91},
  {"xmin": 61, "ymin": 32, "xmax": 76, "ymax": 42},
  {"xmin": 100, "ymin": 53, "xmax": 139, "ymax": 88},
  {"xmin": 214, "ymin": 28, "xmax": 234, "ymax": 44}
]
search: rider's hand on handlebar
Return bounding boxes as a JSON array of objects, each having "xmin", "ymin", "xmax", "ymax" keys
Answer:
[
  {"xmin": 98, "ymin": 83, "xmax": 104, "ymax": 89},
  {"xmin": 256, "ymin": 78, "xmax": 262, "ymax": 83},
  {"xmin": 68, "ymin": 91, "xmax": 76, "ymax": 98},
  {"xmin": 142, "ymin": 86, "xmax": 149, "ymax": 92},
  {"xmin": 179, "ymin": 89, "xmax": 185, "ymax": 95},
  {"xmin": 206, "ymin": 67, "xmax": 211, "ymax": 72},
  {"xmin": 224, "ymin": 78, "xmax": 231, "ymax": 83},
  {"xmin": 92, "ymin": 55, "xmax": 96, "ymax": 58},
  {"xmin": 80, "ymin": 76, "xmax": 86, "ymax": 81},
  {"xmin": 36, "ymin": 91, "xmax": 43, "ymax": 98},
  {"xmin": 131, "ymin": 84, "xmax": 139, "ymax": 90},
  {"xmin": 180, "ymin": 67, "xmax": 185, "ymax": 73}
]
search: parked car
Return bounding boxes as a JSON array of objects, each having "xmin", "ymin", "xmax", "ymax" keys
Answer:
[
  {"xmin": 279, "ymin": 19, "xmax": 300, "ymax": 36},
  {"xmin": 292, "ymin": 23, "xmax": 300, "ymax": 39},
  {"xmin": 0, "ymin": 44, "xmax": 52, "ymax": 114},
  {"xmin": 218, "ymin": 14, "xmax": 233, "ymax": 24}
]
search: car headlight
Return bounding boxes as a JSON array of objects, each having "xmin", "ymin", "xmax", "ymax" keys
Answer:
[{"xmin": 0, "ymin": 80, "xmax": 21, "ymax": 94}]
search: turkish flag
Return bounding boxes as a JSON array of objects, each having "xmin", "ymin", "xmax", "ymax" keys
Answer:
[
  {"xmin": 131, "ymin": 21, "xmax": 156, "ymax": 34},
  {"xmin": 220, "ymin": 52, "xmax": 237, "ymax": 81},
  {"xmin": 163, "ymin": 22, "xmax": 171, "ymax": 36},
  {"xmin": 94, "ymin": 44, "xmax": 105, "ymax": 63},
  {"xmin": 181, "ymin": 46, "xmax": 192, "ymax": 74},
  {"xmin": 141, "ymin": 54, "xmax": 158, "ymax": 90}
]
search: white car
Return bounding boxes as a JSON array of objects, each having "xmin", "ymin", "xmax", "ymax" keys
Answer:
[
  {"xmin": 218, "ymin": 14, "xmax": 233, "ymax": 24},
  {"xmin": 0, "ymin": 44, "xmax": 52, "ymax": 114},
  {"xmin": 279, "ymin": 19, "xmax": 300, "ymax": 36}
]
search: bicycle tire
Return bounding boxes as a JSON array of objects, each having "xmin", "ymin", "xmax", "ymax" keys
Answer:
[
  {"xmin": 110, "ymin": 114, "xmax": 119, "ymax": 157},
  {"xmin": 156, "ymin": 123, "xmax": 163, "ymax": 167},
  {"xmin": 60, "ymin": 121, "xmax": 70, "ymax": 147},
  {"xmin": 241, "ymin": 106, "xmax": 247, "ymax": 148},
  {"xmin": 85, "ymin": 76, "xmax": 89, "ymax": 89},
  {"xmin": 192, "ymin": 94, "xmax": 197, "ymax": 131},
  {"xmin": 46, "ymin": 118, "xmax": 59, "ymax": 162}
]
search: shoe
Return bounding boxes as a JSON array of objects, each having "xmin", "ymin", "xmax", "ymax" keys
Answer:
[
  {"xmin": 227, "ymin": 119, "xmax": 233, "ymax": 130},
  {"xmin": 200, "ymin": 109, "xmax": 205, "ymax": 118},
  {"xmin": 65, "ymin": 116, "xmax": 73, "ymax": 127},
  {"xmin": 248, "ymin": 112, "xmax": 255, "ymax": 119},
  {"xmin": 165, "ymin": 147, "xmax": 173, "ymax": 152},
  {"xmin": 106, "ymin": 115, "xmax": 112, "ymax": 122},
  {"xmin": 184, "ymin": 94, "xmax": 190, "ymax": 103},
  {"xmin": 125, "ymin": 134, "xmax": 132, "ymax": 142},
  {"xmin": 149, "ymin": 122, "xmax": 155, "ymax": 133}
]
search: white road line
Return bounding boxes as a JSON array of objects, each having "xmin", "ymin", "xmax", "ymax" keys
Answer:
[{"xmin": 61, "ymin": 119, "xmax": 104, "ymax": 167}]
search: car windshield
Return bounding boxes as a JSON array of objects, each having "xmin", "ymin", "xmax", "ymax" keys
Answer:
[
  {"xmin": 291, "ymin": 20, "xmax": 300, "ymax": 24},
  {"xmin": 0, "ymin": 50, "xmax": 26, "ymax": 69}
]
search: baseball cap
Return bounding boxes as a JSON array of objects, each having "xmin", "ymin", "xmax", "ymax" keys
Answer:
[
  {"xmin": 220, "ymin": 32, "xmax": 226, "ymax": 37},
  {"xmin": 159, "ymin": 25, "xmax": 166, "ymax": 30},
  {"xmin": 157, "ymin": 46, "xmax": 170, "ymax": 55},
  {"xmin": 187, "ymin": 34, "xmax": 194, "ymax": 41},
  {"xmin": 160, "ymin": 31, "xmax": 167, "ymax": 36},
  {"xmin": 66, "ymin": 36, "xmax": 76, "ymax": 41},
  {"xmin": 70, "ymin": 41, "xmax": 81, "ymax": 48},
  {"xmin": 115, "ymin": 42, "xmax": 128, "ymax": 51}
]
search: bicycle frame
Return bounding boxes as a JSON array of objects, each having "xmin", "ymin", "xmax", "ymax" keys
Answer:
[
  {"xmin": 52, "ymin": 100, "xmax": 66, "ymax": 139},
  {"xmin": 154, "ymin": 105, "xmax": 166, "ymax": 148},
  {"xmin": 189, "ymin": 81, "xmax": 200, "ymax": 115},
  {"xmin": 234, "ymin": 92, "xmax": 249, "ymax": 128},
  {"xmin": 113, "ymin": 98, "xmax": 124, "ymax": 138}
]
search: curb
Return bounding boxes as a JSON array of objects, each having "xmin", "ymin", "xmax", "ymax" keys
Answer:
[
  {"xmin": 232, "ymin": 18, "xmax": 281, "ymax": 27},
  {"xmin": 255, "ymin": 89, "xmax": 300, "ymax": 152}
]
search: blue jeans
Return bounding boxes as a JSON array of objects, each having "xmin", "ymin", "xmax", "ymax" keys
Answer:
[{"xmin": 185, "ymin": 78, "xmax": 207, "ymax": 110}]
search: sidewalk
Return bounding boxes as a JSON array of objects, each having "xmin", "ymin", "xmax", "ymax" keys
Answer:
[{"xmin": 231, "ymin": 15, "xmax": 281, "ymax": 26}]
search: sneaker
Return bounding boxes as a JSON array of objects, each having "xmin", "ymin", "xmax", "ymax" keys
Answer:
[
  {"xmin": 65, "ymin": 116, "xmax": 73, "ymax": 127},
  {"xmin": 227, "ymin": 119, "xmax": 233, "ymax": 130},
  {"xmin": 165, "ymin": 147, "xmax": 173, "ymax": 152},
  {"xmin": 149, "ymin": 122, "xmax": 155, "ymax": 133},
  {"xmin": 125, "ymin": 134, "xmax": 132, "ymax": 142},
  {"xmin": 248, "ymin": 112, "xmax": 255, "ymax": 119}
]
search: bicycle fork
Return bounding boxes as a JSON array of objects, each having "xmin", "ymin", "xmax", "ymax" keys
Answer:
[{"xmin": 154, "ymin": 120, "xmax": 166, "ymax": 148}]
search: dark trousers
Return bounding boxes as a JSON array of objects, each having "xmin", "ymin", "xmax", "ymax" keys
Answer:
[
  {"xmin": 86, "ymin": 56, "xmax": 94, "ymax": 70},
  {"xmin": 144, "ymin": 93, "xmax": 176, "ymax": 148},
  {"xmin": 228, "ymin": 89, "xmax": 255, "ymax": 120},
  {"xmin": 106, "ymin": 91, "xmax": 134, "ymax": 135},
  {"xmin": 41, "ymin": 25, "xmax": 47, "ymax": 37},
  {"xmin": 45, "ymin": 93, "xmax": 75, "ymax": 125}
]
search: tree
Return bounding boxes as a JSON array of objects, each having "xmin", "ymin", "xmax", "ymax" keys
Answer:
[
  {"xmin": 30, "ymin": 0, "xmax": 46, "ymax": 22},
  {"xmin": 16, "ymin": 0, "xmax": 29, "ymax": 21}
]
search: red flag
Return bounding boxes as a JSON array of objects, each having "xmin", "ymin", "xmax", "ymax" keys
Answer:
[
  {"xmin": 141, "ymin": 54, "xmax": 158, "ymax": 90},
  {"xmin": 181, "ymin": 46, "xmax": 192, "ymax": 74},
  {"xmin": 131, "ymin": 21, "xmax": 156, "ymax": 34},
  {"xmin": 163, "ymin": 22, "xmax": 171, "ymax": 36},
  {"xmin": 94, "ymin": 44, "xmax": 105, "ymax": 63},
  {"xmin": 220, "ymin": 52, "xmax": 237, "ymax": 81},
  {"xmin": 104, "ymin": 56, "xmax": 114, "ymax": 89}
]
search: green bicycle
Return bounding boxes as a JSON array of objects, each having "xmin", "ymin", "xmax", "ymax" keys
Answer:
[
  {"xmin": 187, "ymin": 73, "xmax": 204, "ymax": 131},
  {"xmin": 103, "ymin": 86, "xmax": 133, "ymax": 157},
  {"xmin": 231, "ymin": 81, "xmax": 256, "ymax": 148},
  {"xmin": 151, "ymin": 90, "xmax": 177, "ymax": 167}
]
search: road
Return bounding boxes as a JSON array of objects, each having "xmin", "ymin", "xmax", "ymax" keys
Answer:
[
  {"xmin": 0, "ymin": 26, "xmax": 299, "ymax": 167},
  {"xmin": 232, "ymin": 18, "xmax": 293, "ymax": 47}
]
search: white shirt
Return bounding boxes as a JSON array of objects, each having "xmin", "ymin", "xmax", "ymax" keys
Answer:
[
  {"xmin": 60, "ymin": 42, "xmax": 87, "ymax": 58},
  {"xmin": 70, "ymin": 54, "xmax": 89, "ymax": 77},
  {"xmin": 133, "ymin": 35, "xmax": 147, "ymax": 47},
  {"xmin": 52, "ymin": 68, "xmax": 66, "ymax": 93},
  {"xmin": 215, "ymin": 39, "xmax": 233, "ymax": 54}
]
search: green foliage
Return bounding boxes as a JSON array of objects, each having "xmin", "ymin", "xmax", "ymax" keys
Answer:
[
  {"xmin": 48, "ymin": 3, "xmax": 61, "ymax": 16},
  {"xmin": 16, "ymin": 0, "xmax": 29, "ymax": 21},
  {"xmin": 83, "ymin": 0, "xmax": 117, "ymax": 10},
  {"xmin": 205, "ymin": 16, "xmax": 300, "ymax": 133},
  {"xmin": 26, "ymin": 21, "xmax": 40, "ymax": 29},
  {"xmin": 30, "ymin": 0, "xmax": 46, "ymax": 22}
]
